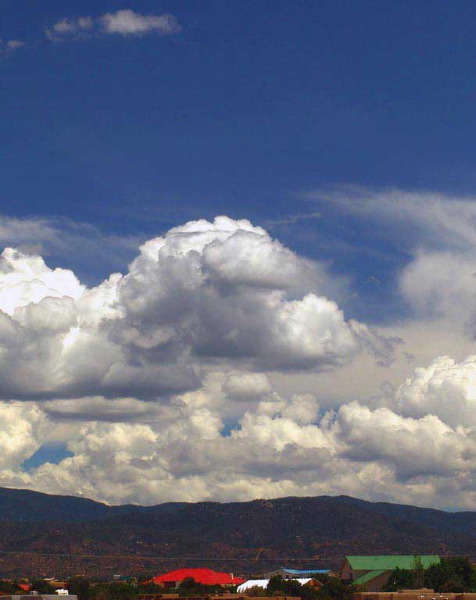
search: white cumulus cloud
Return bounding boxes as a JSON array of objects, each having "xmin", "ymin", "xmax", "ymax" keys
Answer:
[
  {"xmin": 394, "ymin": 355, "xmax": 476, "ymax": 428},
  {"xmin": 4, "ymin": 352, "xmax": 476, "ymax": 508},
  {"xmin": 0, "ymin": 216, "xmax": 395, "ymax": 404},
  {"xmin": 0, "ymin": 214, "xmax": 442, "ymax": 507},
  {"xmin": 101, "ymin": 10, "xmax": 180, "ymax": 36},
  {"xmin": 0, "ymin": 403, "xmax": 46, "ymax": 471}
]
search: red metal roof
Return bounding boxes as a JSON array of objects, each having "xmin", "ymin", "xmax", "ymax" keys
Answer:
[{"xmin": 152, "ymin": 569, "xmax": 244, "ymax": 586}]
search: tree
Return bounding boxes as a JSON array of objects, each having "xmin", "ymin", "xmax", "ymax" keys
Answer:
[
  {"xmin": 267, "ymin": 575, "xmax": 317, "ymax": 600},
  {"xmin": 266, "ymin": 575, "xmax": 347, "ymax": 600},
  {"xmin": 413, "ymin": 556, "xmax": 425, "ymax": 589},
  {"xmin": 316, "ymin": 575, "xmax": 358, "ymax": 600},
  {"xmin": 384, "ymin": 567, "xmax": 415, "ymax": 591},
  {"xmin": 425, "ymin": 558, "xmax": 476, "ymax": 592},
  {"xmin": 67, "ymin": 577, "xmax": 91, "ymax": 600},
  {"xmin": 177, "ymin": 577, "xmax": 222, "ymax": 596},
  {"xmin": 91, "ymin": 582, "xmax": 138, "ymax": 600},
  {"xmin": 0, "ymin": 580, "xmax": 21, "ymax": 595},
  {"xmin": 31, "ymin": 579, "xmax": 56, "ymax": 594},
  {"xmin": 245, "ymin": 586, "xmax": 268, "ymax": 597},
  {"xmin": 139, "ymin": 582, "xmax": 163, "ymax": 594}
]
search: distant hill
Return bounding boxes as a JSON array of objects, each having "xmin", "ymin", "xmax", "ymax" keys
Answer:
[
  {"xmin": 0, "ymin": 486, "xmax": 133, "ymax": 522},
  {"xmin": 1, "ymin": 488, "xmax": 476, "ymax": 578},
  {"xmin": 0, "ymin": 486, "xmax": 185, "ymax": 522}
]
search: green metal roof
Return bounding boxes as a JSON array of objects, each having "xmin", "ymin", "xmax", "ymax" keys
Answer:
[
  {"xmin": 353, "ymin": 570, "xmax": 388, "ymax": 585},
  {"xmin": 346, "ymin": 555, "xmax": 440, "ymax": 571}
]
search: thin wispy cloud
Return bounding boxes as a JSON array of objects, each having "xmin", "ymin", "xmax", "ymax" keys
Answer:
[
  {"xmin": 306, "ymin": 185, "xmax": 476, "ymax": 324},
  {"xmin": 45, "ymin": 9, "xmax": 181, "ymax": 42},
  {"xmin": 264, "ymin": 211, "xmax": 321, "ymax": 229},
  {"xmin": 307, "ymin": 184, "xmax": 476, "ymax": 255},
  {"xmin": 0, "ymin": 214, "xmax": 145, "ymax": 283},
  {"xmin": 0, "ymin": 39, "xmax": 25, "ymax": 54}
]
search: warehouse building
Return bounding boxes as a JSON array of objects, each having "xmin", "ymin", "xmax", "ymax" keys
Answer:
[
  {"xmin": 340, "ymin": 556, "xmax": 441, "ymax": 592},
  {"xmin": 152, "ymin": 569, "xmax": 244, "ymax": 588}
]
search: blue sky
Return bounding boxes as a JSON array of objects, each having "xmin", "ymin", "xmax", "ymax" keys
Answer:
[
  {"xmin": 4, "ymin": 2, "xmax": 476, "ymax": 508},
  {"xmin": 3, "ymin": 1, "xmax": 476, "ymax": 290}
]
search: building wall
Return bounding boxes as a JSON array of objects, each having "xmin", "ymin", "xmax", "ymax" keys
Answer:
[
  {"xmin": 2, "ymin": 596, "xmax": 77, "ymax": 600},
  {"xmin": 340, "ymin": 560, "xmax": 352, "ymax": 580},
  {"xmin": 340, "ymin": 560, "xmax": 366, "ymax": 582},
  {"xmin": 140, "ymin": 595, "xmax": 301, "ymax": 600},
  {"xmin": 359, "ymin": 572, "xmax": 392, "ymax": 592},
  {"xmin": 355, "ymin": 591, "xmax": 476, "ymax": 600}
]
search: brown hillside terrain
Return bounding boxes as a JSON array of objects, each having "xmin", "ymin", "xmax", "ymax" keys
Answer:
[{"xmin": 0, "ymin": 490, "xmax": 475, "ymax": 577}]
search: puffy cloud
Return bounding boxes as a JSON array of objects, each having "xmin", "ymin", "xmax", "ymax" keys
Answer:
[
  {"xmin": 335, "ymin": 402, "xmax": 476, "ymax": 480},
  {"xmin": 330, "ymin": 354, "xmax": 476, "ymax": 488},
  {"xmin": 4, "ymin": 397, "xmax": 337, "ymax": 504},
  {"xmin": 234, "ymin": 412, "xmax": 329, "ymax": 452},
  {"xmin": 116, "ymin": 216, "xmax": 394, "ymax": 372},
  {"xmin": 46, "ymin": 10, "xmax": 180, "ymax": 41},
  {"xmin": 281, "ymin": 393, "xmax": 320, "ymax": 424},
  {"xmin": 0, "ymin": 215, "xmax": 413, "ymax": 506},
  {"xmin": 0, "ymin": 248, "xmax": 83, "ymax": 315},
  {"xmin": 13, "ymin": 382, "xmax": 473, "ymax": 507},
  {"xmin": 101, "ymin": 10, "xmax": 181, "ymax": 36},
  {"xmin": 224, "ymin": 372, "xmax": 273, "ymax": 402},
  {"xmin": 0, "ymin": 403, "xmax": 45, "ymax": 471},
  {"xmin": 0, "ymin": 216, "xmax": 395, "ymax": 401},
  {"xmin": 16, "ymin": 351, "xmax": 476, "ymax": 507},
  {"xmin": 3, "ymin": 359, "xmax": 476, "ymax": 507},
  {"xmin": 394, "ymin": 355, "xmax": 476, "ymax": 429},
  {"xmin": 0, "ymin": 206, "xmax": 475, "ymax": 508}
]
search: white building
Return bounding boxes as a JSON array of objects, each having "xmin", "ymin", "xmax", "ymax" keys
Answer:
[{"xmin": 237, "ymin": 578, "xmax": 317, "ymax": 593}]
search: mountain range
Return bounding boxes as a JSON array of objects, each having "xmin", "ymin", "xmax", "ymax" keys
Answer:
[{"xmin": 1, "ymin": 488, "xmax": 476, "ymax": 578}]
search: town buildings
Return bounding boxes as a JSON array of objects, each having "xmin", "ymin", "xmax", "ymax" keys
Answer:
[
  {"xmin": 0, "ymin": 596, "xmax": 77, "ymax": 600},
  {"xmin": 355, "ymin": 590, "xmax": 476, "ymax": 600}
]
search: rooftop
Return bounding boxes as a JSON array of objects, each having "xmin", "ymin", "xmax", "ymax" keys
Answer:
[{"xmin": 346, "ymin": 556, "xmax": 440, "ymax": 571}]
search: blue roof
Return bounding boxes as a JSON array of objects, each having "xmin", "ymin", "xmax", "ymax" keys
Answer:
[{"xmin": 281, "ymin": 568, "xmax": 330, "ymax": 575}]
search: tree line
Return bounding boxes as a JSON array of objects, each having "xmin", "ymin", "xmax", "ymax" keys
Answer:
[{"xmin": 385, "ymin": 557, "xmax": 476, "ymax": 593}]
